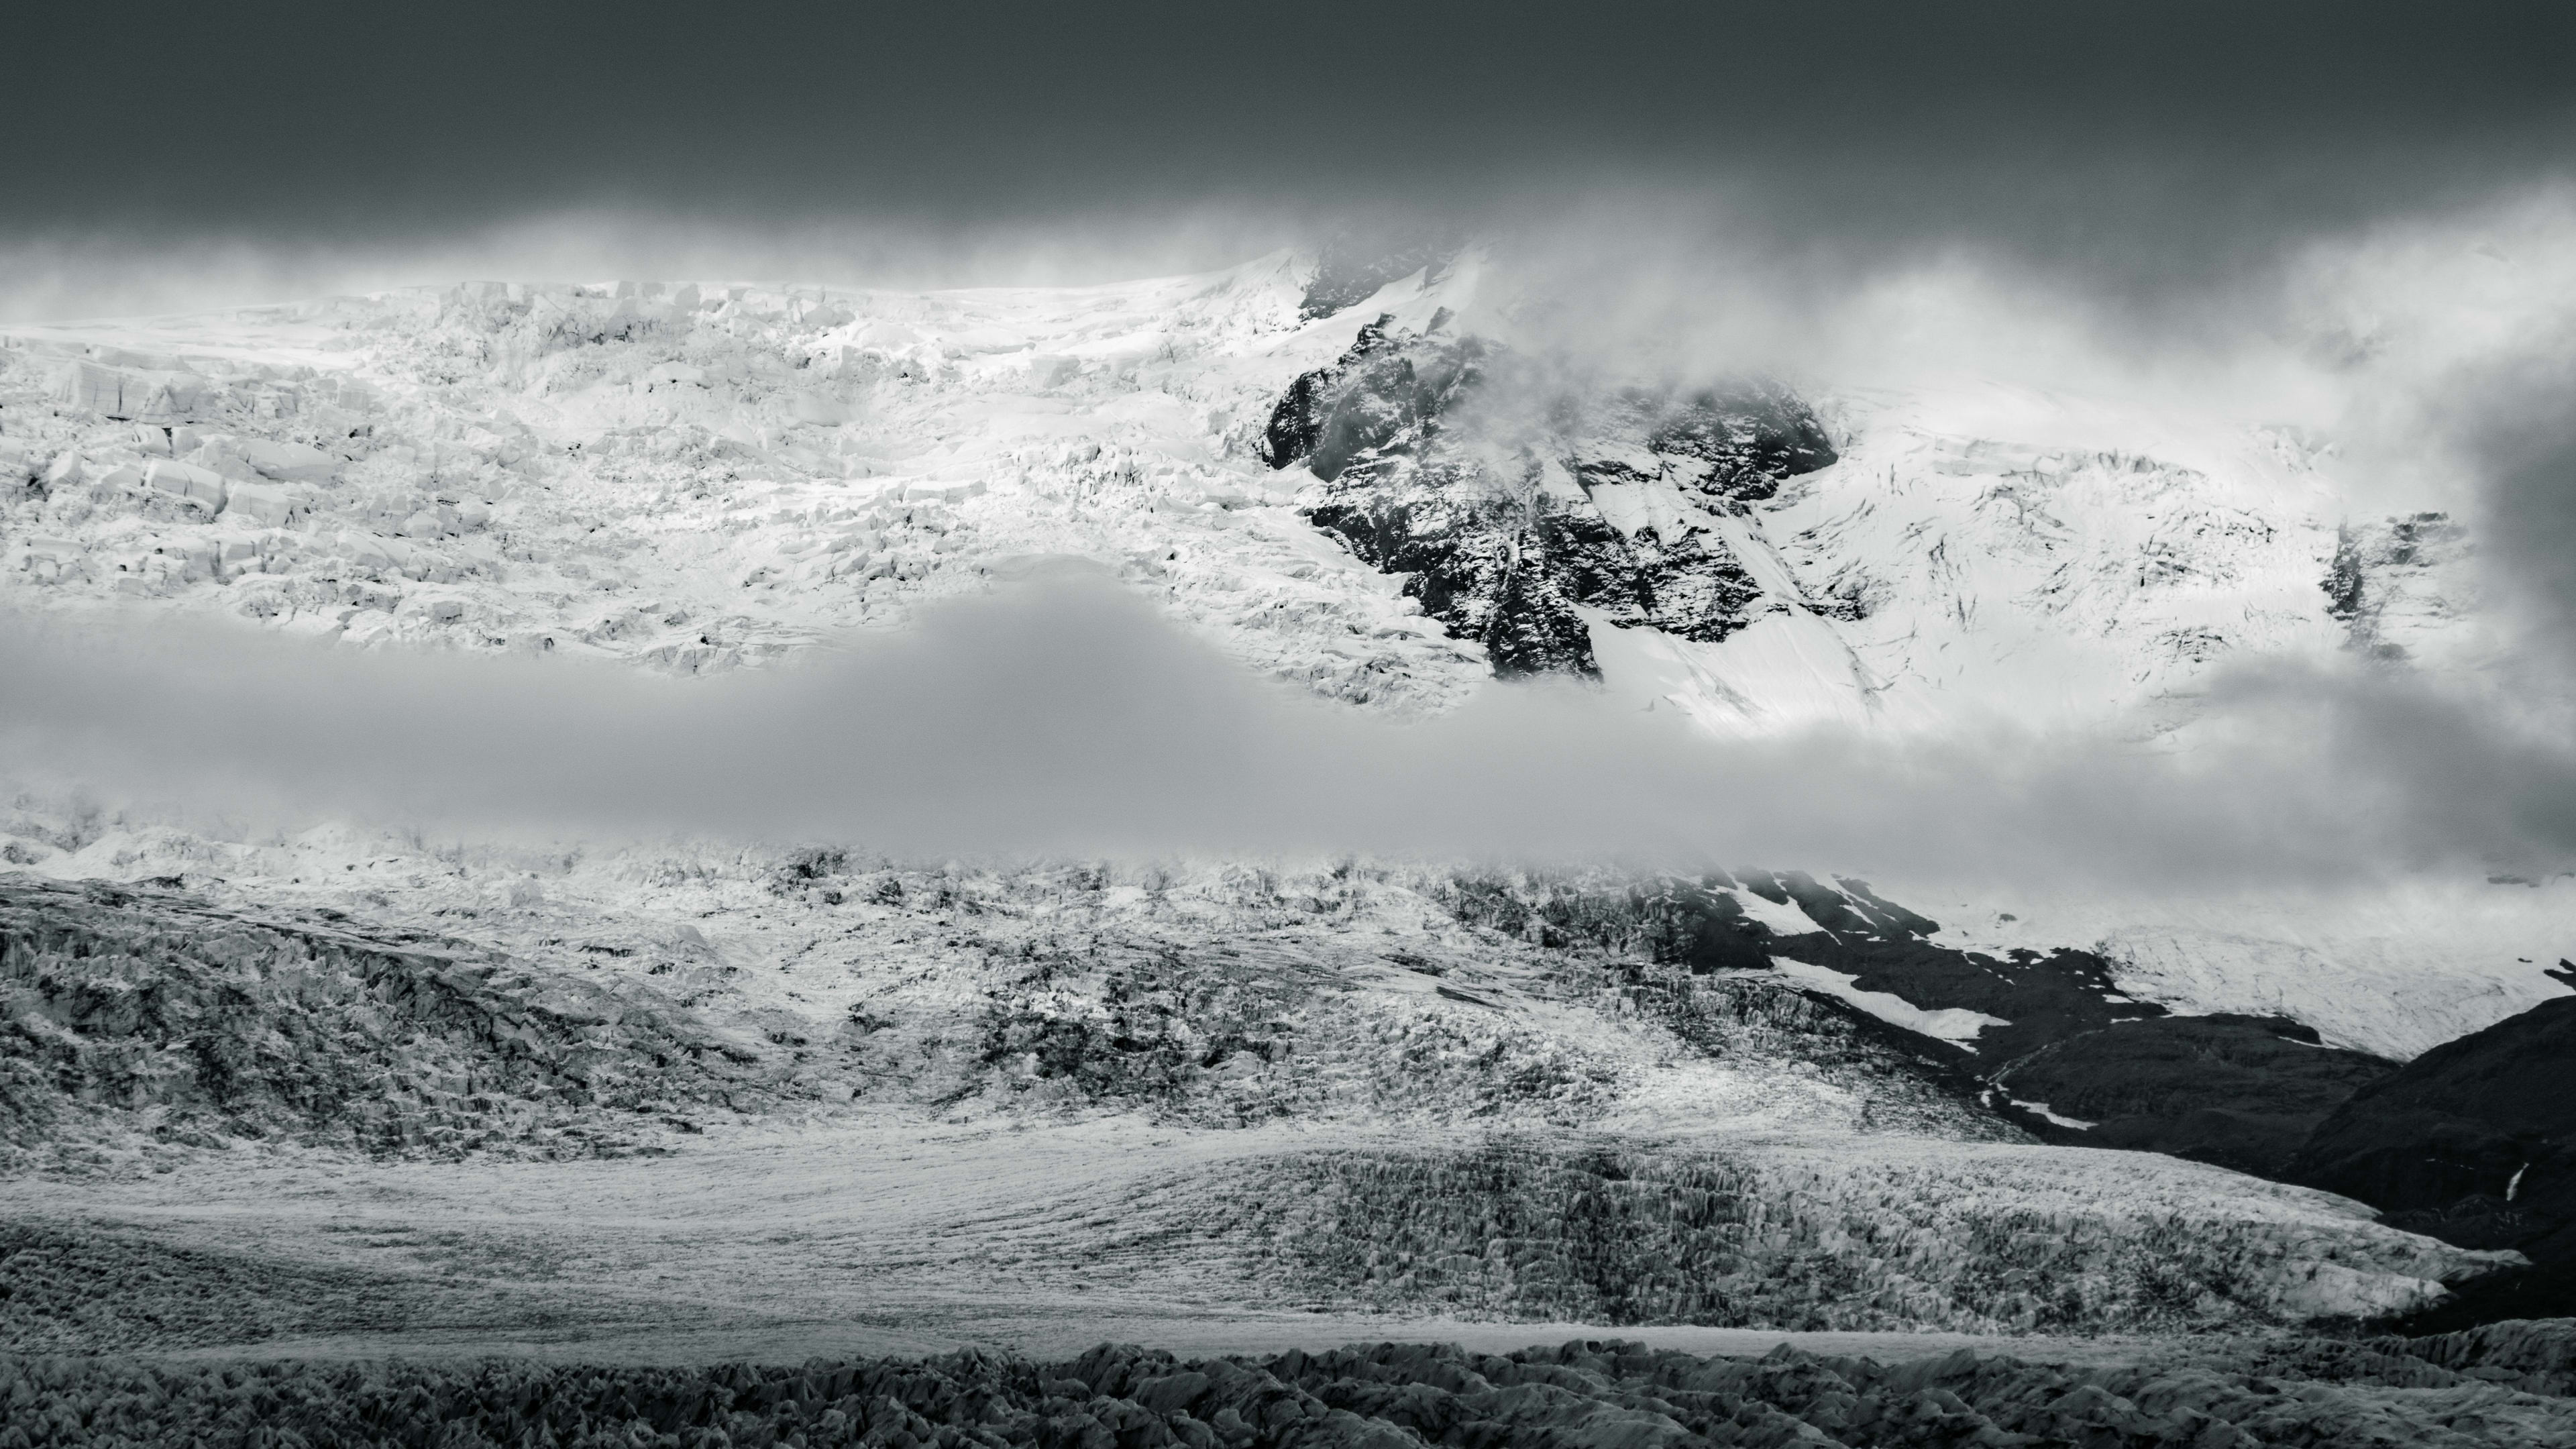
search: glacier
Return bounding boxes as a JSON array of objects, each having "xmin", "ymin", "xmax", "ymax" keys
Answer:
[{"xmin": 2, "ymin": 243, "xmax": 2571, "ymax": 1375}]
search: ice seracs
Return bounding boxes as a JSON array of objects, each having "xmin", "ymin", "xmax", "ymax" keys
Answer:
[
  {"xmin": 1, "ymin": 248, "xmax": 2559, "ymax": 1191},
  {"xmin": 1, "ymin": 245, "xmax": 2481, "ymax": 733}
]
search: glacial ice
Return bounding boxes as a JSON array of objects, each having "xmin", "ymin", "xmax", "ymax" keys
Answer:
[{"xmin": 0, "ymin": 247, "xmax": 2548, "ymax": 1073}]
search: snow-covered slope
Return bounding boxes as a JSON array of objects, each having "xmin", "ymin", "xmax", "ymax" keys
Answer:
[
  {"xmin": 0, "ymin": 247, "xmax": 2481, "ymax": 731},
  {"xmin": 1760, "ymin": 388, "xmax": 2351, "ymax": 733},
  {"xmin": 0, "ymin": 256, "xmax": 1488, "ymax": 708},
  {"xmin": 0, "ymin": 246, "xmax": 2559, "ymax": 1085}
]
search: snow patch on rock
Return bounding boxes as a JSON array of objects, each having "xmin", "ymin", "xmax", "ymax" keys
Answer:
[{"xmin": 1771, "ymin": 956, "xmax": 2012, "ymax": 1045}]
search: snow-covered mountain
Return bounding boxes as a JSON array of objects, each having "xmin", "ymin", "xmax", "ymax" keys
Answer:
[
  {"xmin": 1, "ymin": 243, "xmax": 2551, "ymax": 1034},
  {"xmin": 4, "ymin": 244, "xmax": 2571, "ymax": 1352},
  {"xmin": 0, "ymin": 244, "xmax": 2482, "ymax": 729},
  {"xmin": 1259, "ymin": 308, "xmax": 1839, "ymax": 679}
]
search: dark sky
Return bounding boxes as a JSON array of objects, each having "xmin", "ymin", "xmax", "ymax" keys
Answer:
[{"xmin": 13, "ymin": 1, "xmax": 2575, "ymax": 278}]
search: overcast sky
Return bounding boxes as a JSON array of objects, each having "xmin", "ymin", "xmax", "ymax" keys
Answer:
[
  {"xmin": 9, "ymin": 2, "xmax": 2575, "ymax": 307},
  {"xmin": 7, "ymin": 577, "xmax": 2573, "ymax": 892}
]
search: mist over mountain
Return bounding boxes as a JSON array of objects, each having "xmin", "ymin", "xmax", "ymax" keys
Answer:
[{"xmin": 5, "ymin": 6, "xmax": 2575, "ymax": 1444}]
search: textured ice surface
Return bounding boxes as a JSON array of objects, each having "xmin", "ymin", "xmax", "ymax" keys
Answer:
[
  {"xmin": 0, "ymin": 253, "xmax": 2491, "ymax": 733},
  {"xmin": 1, "ymin": 253, "xmax": 2564, "ymax": 1224}
]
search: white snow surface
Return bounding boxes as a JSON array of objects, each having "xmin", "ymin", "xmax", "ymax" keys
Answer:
[
  {"xmin": 1769, "ymin": 956, "xmax": 2011, "ymax": 1045},
  {"xmin": 0, "ymin": 252, "xmax": 2485, "ymax": 729},
  {"xmin": 2010, "ymin": 1098, "xmax": 2102, "ymax": 1132},
  {"xmin": 1882, "ymin": 873, "xmax": 2576, "ymax": 1061},
  {"xmin": 0, "ymin": 258, "xmax": 1488, "ymax": 707},
  {"xmin": 1, "ymin": 252, "xmax": 2561, "ymax": 1058}
]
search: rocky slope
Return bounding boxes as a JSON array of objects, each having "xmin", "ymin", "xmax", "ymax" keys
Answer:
[
  {"xmin": 2288, "ymin": 996, "xmax": 2576, "ymax": 1316},
  {"xmin": 1444, "ymin": 868, "xmax": 2576, "ymax": 1277},
  {"xmin": 1258, "ymin": 315, "xmax": 1837, "ymax": 676},
  {"xmin": 1994, "ymin": 1014, "xmax": 2398, "ymax": 1177},
  {"xmin": 1439, "ymin": 869, "xmax": 2409, "ymax": 1165}
]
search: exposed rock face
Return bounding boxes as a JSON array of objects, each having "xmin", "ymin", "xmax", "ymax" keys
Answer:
[
  {"xmin": 11, "ymin": 1334, "xmax": 2576, "ymax": 1449},
  {"xmin": 0, "ymin": 873, "xmax": 803, "ymax": 1162},
  {"xmin": 1438, "ymin": 870, "xmax": 2431, "ymax": 1190},
  {"xmin": 1715, "ymin": 871, "xmax": 2169, "ymax": 1068},
  {"xmin": 1444, "ymin": 870, "xmax": 2166, "ymax": 1066},
  {"xmin": 2326, "ymin": 511, "xmax": 2473, "ymax": 660},
  {"xmin": 1260, "ymin": 318, "xmax": 1837, "ymax": 677},
  {"xmin": 1999, "ymin": 1015, "xmax": 2398, "ymax": 1177},
  {"xmin": 2290, "ymin": 995, "xmax": 2576, "ymax": 1269}
]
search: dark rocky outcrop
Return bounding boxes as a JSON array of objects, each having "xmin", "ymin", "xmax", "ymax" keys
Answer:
[
  {"xmin": 1436, "ymin": 869, "xmax": 2433, "ymax": 1193},
  {"xmin": 2384, "ymin": 1262, "xmax": 2576, "ymax": 1336},
  {"xmin": 1442, "ymin": 868, "xmax": 2169, "ymax": 1067},
  {"xmin": 1998, "ymin": 1015, "xmax": 2398, "ymax": 1177},
  {"xmin": 1258, "ymin": 317, "xmax": 1482, "ymax": 482},
  {"xmin": 2288, "ymin": 994, "xmax": 2576, "ymax": 1273},
  {"xmin": 1262, "ymin": 320, "xmax": 1836, "ymax": 678}
]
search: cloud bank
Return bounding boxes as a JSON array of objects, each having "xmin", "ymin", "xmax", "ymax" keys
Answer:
[{"xmin": 4, "ymin": 577, "xmax": 2573, "ymax": 891}]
